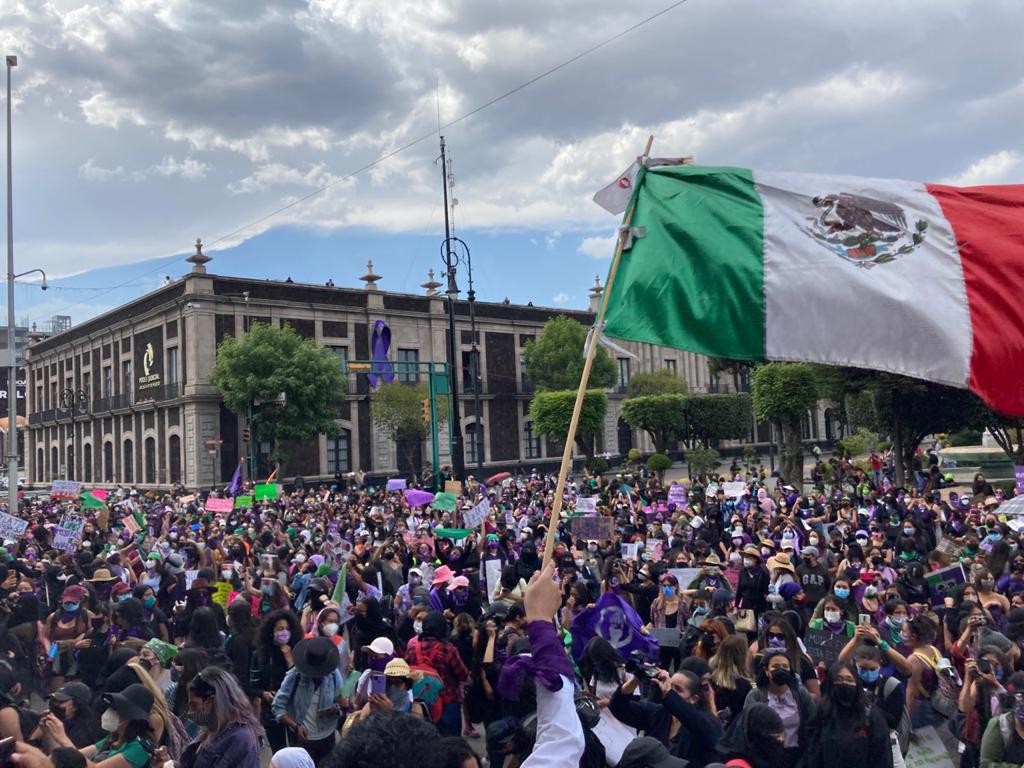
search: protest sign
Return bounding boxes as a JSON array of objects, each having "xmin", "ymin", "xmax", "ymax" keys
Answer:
[
  {"xmin": 501, "ymin": 478, "xmax": 513, "ymax": 489},
  {"xmin": 123, "ymin": 515, "xmax": 140, "ymax": 535},
  {"xmin": 504, "ymin": 510, "xmax": 517, "ymax": 527},
  {"xmin": 53, "ymin": 525, "xmax": 83, "ymax": 551},
  {"xmin": 91, "ymin": 489, "xmax": 109, "ymax": 501},
  {"xmin": 179, "ymin": 494, "xmax": 196, "ymax": 506},
  {"xmin": 1017, "ymin": 466, "xmax": 1024, "ymax": 494},
  {"xmin": 571, "ymin": 515, "xmax": 614, "ymax": 541},
  {"xmin": 723, "ymin": 481, "xmax": 747, "ymax": 499},
  {"xmin": 669, "ymin": 568, "xmax": 702, "ymax": 590},
  {"xmin": 97, "ymin": 507, "xmax": 110, "ymax": 531},
  {"xmin": 925, "ymin": 563, "xmax": 966, "ymax": 606},
  {"xmin": 574, "ymin": 497, "xmax": 598, "ymax": 515},
  {"xmin": 483, "ymin": 558, "xmax": 502, "ymax": 600},
  {"xmin": 254, "ymin": 483, "xmax": 280, "ymax": 501},
  {"xmin": 667, "ymin": 484, "xmax": 687, "ymax": 505},
  {"xmin": 803, "ymin": 628, "xmax": 848, "ymax": 667},
  {"xmin": 0, "ymin": 511, "xmax": 27, "ymax": 540},
  {"xmin": 50, "ymin": 480, "xmax": 81, "ymax": 498},
  {"xmin": 904, "ymin": 725, "xmax": 955, "ymax": 768},
  {"xmin": 185, "ymin": 570, "xmax": 200, "ymax": 590},
  {"xmin": 386, "ymin": 478, "xmax": 407, "ymax": 492},
  {"xmin": 464, "ymin": 499, "xmax": 490, "ymax": 528},
  {"xmin": 444, "ymin": 480, "xmax": 463, "ymax": 496},
  {"xmin": 432, "ymin": 492, "xmax": 458, "ymax": 512},
  {"xmin": 234, "ymin": 496, "xmax": 253, "ymax": 509},
  {"xmin": 404, "ymin": 489, "xmax": 434, "ymax": 507},
  {"xmin": 646, "ymin": 538, "xmax": 663, "ymax": 561},
  {"xmin": 620, "ymin": 542, "xmax": 639, "ymax": 561},
  {"xmin": 205, "ymin": 497, "xmax": 233, "ymax": 513},
  {"xmin": 650, "ymin": 628, "xmax": 681, "ymax": 648}
]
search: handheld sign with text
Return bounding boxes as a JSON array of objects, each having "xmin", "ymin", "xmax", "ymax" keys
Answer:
[
  {"xmin": 444, "ymin": 480, "xmax": 463, "ymax": 496},
  {"xmin": 1017, "ymin": 466, "xmax": 1024, "ymax": 494},
  {"xmin": 574, "ymin": 497, "xmax": 598, "ymax": 515},
  {"xmin": 570, "ymin": 515, "xmax": 614, "ymax": 541},
  {"xmin": 254, "ymin": 483, "xmax": 280, "ymax": 501},
  {"xmin": 205, "ymin": 497, "xmax": 233, "ymax": 513},
  {"xmin": 0, "ymin": 511, "xmax": 27, "ymax": 540},
  {"xmin": 723, "ymin": 481, "xmax": 747, "ymax": 499},
  {"xmin": 463, "ymin": 499, "xmax": 490, "ymax": 529},
  {"xmin": 234, "ymin": 496, "xmax": 253, "ymax": 509},
  {"xmin": 667, "ymin": 484, "xmax": 687, "ymax": 505},
  {"xmin": 924, "ymin": 563, "xmax": 966, "ymax": 607},
  {"xmin": 50, "ymin": 480, "xmax": 82, "ymax": 498},
  {"xmin": 803, "ymin": 628, "xmax": 848, "ymax": 667}
]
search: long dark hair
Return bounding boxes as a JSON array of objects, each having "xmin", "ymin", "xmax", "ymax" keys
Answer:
[
  {"xmin": 227, "ymin": 599, "xmax": 257, "ymax": 645},
  {"xmin": 257, "ymin": 609, "xmax": 302, "ymax": 662},
  {"xmin": 580, "ymin": 636, "xmax": 623, "ymax": 688},
  {"xmin": 186, "ymin": 606, "xmax": 222, "ymax": 651},
  {"xmin": 172, "ymin": 648, "xmax": 209, "ymax": 715},
  {"xmin": 818, "ymin": 661, "xmax": 869, "ymax": 730}
]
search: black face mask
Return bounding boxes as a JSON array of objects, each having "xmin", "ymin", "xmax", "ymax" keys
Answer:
[
  {"xmin": 832, "ymin": 683, "xmax": 859, "ymax": 708},
  {"xmin": 769, "ymin": 669, "xmax": 792, "ymax": 687}
]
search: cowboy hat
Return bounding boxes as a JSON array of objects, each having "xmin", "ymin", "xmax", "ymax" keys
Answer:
[
  {"xmin": 293, "ymin": 636, "xmax": 341, "ymax": 678},
  {"xmin": 87, "ymin": 568, "xmax": 119, "ymax": 583},
  {"xmin": 741, "ymin": 545, "xmax": 763, "ymax": 560},
  {"xmin": 186, "ymin": 578, "xmax": 214, "ymax": 595},
  {"xmin": 766, "ymin": 553, "xmax": 796, "ymax": 575},
  {"xmin": 701, "ymin": 552, "xmax": 723, "ymax": 567}
]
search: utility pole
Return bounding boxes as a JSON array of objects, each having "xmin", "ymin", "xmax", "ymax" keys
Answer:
[
  {"xmin": 440, "ymin": 136, "xmax": 465, "ymax": 481},
  {"xmin": 5, "ymin": 55, "xmax": 17, "ymax": 509}
]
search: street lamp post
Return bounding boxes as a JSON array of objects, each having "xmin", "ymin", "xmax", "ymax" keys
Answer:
[
  {"xmin": 5, "ymin": 55, "xmax": 17, "ymax": 507},
  {"xmin": 439, "ymin": 137, "xmax": 466, "ymax": 481}
]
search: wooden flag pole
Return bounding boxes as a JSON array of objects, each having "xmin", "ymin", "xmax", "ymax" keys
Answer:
[{"xmin": 541, "ymin": 134, "xmax": 654, "ymax": 570}]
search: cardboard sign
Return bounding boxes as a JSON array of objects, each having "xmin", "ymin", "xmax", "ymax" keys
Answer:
[
  {"xmin": 650, "ymin": 627, "xmax": 681, "ymax": 648},
  {"xmin": 668, "ymin": 568, "xmax": 702, "ymax": 590},
  {"xmin": 575, "ymin": 497, "xmax": 598, "ymax": 516},
  {"xmin": 123, "ymin": 515, "xmax": 140, "ymax": 535},
  {"xmin": 620, "ymin": 542, "xmax": 639, "ymax": 561},
  {"xmin": 925, "ymin": 563, "xmax": 966, "ymax": 606},
  {"xmin": 234, "ymin": 496, "xmax": 253, "ymax": 509},
  {"xmin": 723, "ymin": 481, "xmax": 747, "ymax": 499},
  {"xmin": 0, "ymin": 511, "xmax": 28, "ymax": 540},
  {"xmin": 570, "ymin": 515, "xmax": 614, "ymax": 541},
  {"xmin": 464, "ymin": 499, "xmax": 490, "ymax": 529},
  {"xmin": 205, "ymin": 497, "xmax": 233, "ymax": 513},
  {"xmin": 97, "ymin": 507, "xmax": 110, "ymax": 532},
  {"xmin": 444, "ymin": 480, "xmax": 463, "ymax": 496},
  {"xmin": 179, "ymin": 494, "xmax": 196, "ymax": 505},
  {"xmin": 803, "ymin": 628, "xmax": 848, "ymax": 667},
  {"xmin": 904, "ymin": 725, "xmax": 955, "ymax": 768},
  {"xmin": 254, "ymin": 483, "xmax": 280, "ymax": 501},
  {"xmin": 50, "ymin": 480, "xmax": 82, "ymax": 498}
]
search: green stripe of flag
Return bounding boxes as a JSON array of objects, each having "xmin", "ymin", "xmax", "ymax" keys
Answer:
[{"xmin": 602, "ymin": 166, "xmax": 766, "ymax": 361}]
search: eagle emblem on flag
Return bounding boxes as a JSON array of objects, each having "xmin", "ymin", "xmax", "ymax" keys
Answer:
[{"xmin": 803, "ymin": 192, "xmax": 928, "ymax": 268}]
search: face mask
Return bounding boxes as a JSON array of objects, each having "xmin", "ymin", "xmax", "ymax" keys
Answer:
[
  {"xmin": 808, "ymin": 537, "xmax": 819, "ymax": 546},
  {"xmin": 693, "ymin": 604, "xmax": 708, "ymax": 616},
  {"xmin": 413, "ymin": 620, "xmax": 423, "ymax": 634},
  {"xmin": 100, "ymin": 709, "xmax": 121, "ymax": 732},
  {"xmin": 832, "ymin": 683, "xmax": 859, "ymax": 707},
  {"xmin": 824, "ymin": 610, "xmax": 842, "ymax": 625},
  {"xmin": 62, "ymin": 603, "xmax": 79, "ymax": 613},
  {"xmin": 144, "ymin": 596, "xmax": 156, "ymax": 609},
  {"xmin": 322, "ymin": 622, "xmax": 339, "ymax": 637},
  {"xmin": 769, "ymin": 668, "xmax": 792, "ymax": 686},
  {"xmin": 588, "ymin": 543, "xmax": 598, "ymax": 552},
  {"xmin": 767, "ymin": 636, "xmax": 786, "ymax": 650},
  {"xmin": 662, "ymin": 586, "xmax": 675, "ymax": 598},
  {"xmin": 294, "ymin": 554, "xmax": 306, "ymax": 564},
  {"xmin": 834, "ymin": 588, "xmax": 849, "ymax": 600},
  {"xmin": 888, "ymin": 615, "xmax": 908, "ymax": 627},
  {"xmin": 261, "ymin": 584, "xmax": 274, "ymax": 596},
  {"xmin": 903, "ymin": 528, "xmax": 914, "ymax": 536},
  {"xmin": 222, "ymin": 569, "xmax": 233, "ymax": 580},
  {"xmin": 981, "ymin": 579, "xmax": 995, "ymax": 590},
  {"xmin": 857, "ymin": 667, "xmax": 880, "ymax": 684},
  {"xmin": 190, "ymin": 702, "xmax": 211, "ymax": 727},
  {"xmin": 743, "ymin": 557, "xmax": 756, "ymax": 568},
  {"xmin": 1015, "ymin": 702, "xmax": 1024, "ymax": 725},
  {"xmin": 144, "ymin": 560, "xmax": 156, "ymax": 570},
  {"xmin": 273, "ymin": 630, "xmax": 291, "ymax": 645}
]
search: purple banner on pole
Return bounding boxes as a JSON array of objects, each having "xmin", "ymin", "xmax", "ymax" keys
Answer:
[
  {"xmin": 1016, "ymin": 466, "xmax": 1024, "ymax": 494},
  {"xmin": 570, "ymin": 591, "xmax": 659, "ymax": 662},
  {"xmin": 367, "ymin": 320, "xmax": 395, "ymax": 389}
]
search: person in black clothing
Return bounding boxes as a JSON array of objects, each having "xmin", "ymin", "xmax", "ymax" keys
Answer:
[
  {"xmin": 620, "ymin": 563, "xmax": 660, "ymax": 625},
  {"xmin": 610, "ymin": 668, "xmax": 723, "ymax": 768},
  {"xmin": 33, "ymin": 681, "xmax": 104, "ymax": 751},
  {"xmin": 805, "ymin": 661, "xmax": 892, "ymax": 768},
  {"xmin": 225, "ymin": 598, "xmax": 259, "ymax": 700},
  {"xmin": 256, "ymin": 608, "xmax": 302, "ymax": 752},
  {"xmin": 852, "ymin": 645, "xmax": 904, "ymax": 736},
  {"xmin": 736, "ymin": 547, "xmax": 769, "ymax": 619},
  {"xmin": 716, "ymin": 703, "xmax": 787, "ymax": 768}
]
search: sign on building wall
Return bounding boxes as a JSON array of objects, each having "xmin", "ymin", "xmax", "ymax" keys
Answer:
[
  {"xmin": 0, "ymin": 367, "xmax": 26, "ymax": 419},
  {"xmin": 134, "ymin": 327, "xmax": 164, "ymax": 401}
]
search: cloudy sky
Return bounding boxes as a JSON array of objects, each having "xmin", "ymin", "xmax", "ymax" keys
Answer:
[{"xmin": 1, "ymin": 0, "xmax": 1022, "ymax": 326}]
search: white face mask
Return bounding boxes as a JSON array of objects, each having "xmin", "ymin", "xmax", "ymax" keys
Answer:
[
  {"xmin": 222, "ymin": 569, "xmax": 233, "ymax": 580},
  {"xmin": 824, "ymin": 610, "xmax": 842, "ymax": 624},
  {"xmin": 413, "ymin": 620, "xmax": 423, "ymax": 635},
  {"xmin": 294, "ymin": 554, "xmax": 306, "ymax": 564},
  {"xmin": 144, "ymin": 561, "xmax": 156, "ymax": 570},
  {"xmin": 322, "ymin": 622, "xmax": 339, "ymax": 638},
  {"xmin": 101, "ymin": 709, "xmax": 121, "ymax": 732}
]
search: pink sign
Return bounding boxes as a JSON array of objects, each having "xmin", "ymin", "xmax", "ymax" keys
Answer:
[
  {"xmin": 205, "ymin": 497, "xmax": 233, "ymax": 513},
  {"xmin": 91, "ymin": 489, "xmax": 108, "ymax": 501}
]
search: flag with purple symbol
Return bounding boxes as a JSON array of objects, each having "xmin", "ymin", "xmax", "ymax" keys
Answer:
[
  {"xmin": 367, "ymin": 319, "xmax": 395, "ymax": 389},
  {"xmin": 570, "ymin": 591, "xmax": 659, "ymax": 663}
]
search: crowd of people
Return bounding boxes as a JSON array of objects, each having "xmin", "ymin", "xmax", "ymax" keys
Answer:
[{"xmin": 0, "ymin": 457, "xmax": 1019, "ymax": 768}]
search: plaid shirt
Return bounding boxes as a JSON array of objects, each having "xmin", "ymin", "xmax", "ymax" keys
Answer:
[{"xmin": 406, "ymin": 637, "xmax": 469, "ymax": 703}]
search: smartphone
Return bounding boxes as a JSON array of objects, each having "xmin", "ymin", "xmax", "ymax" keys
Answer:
[
  {"xmin": 370, "ymin": 672, "xmax": 387, "ymax": 696},
  {"xmin": 0, "ymin": 736, "xmax": 14, "ymax": 766},
  {"xmin": 858, "ymin": 614, "xmax": 871, "ymax": 626}
]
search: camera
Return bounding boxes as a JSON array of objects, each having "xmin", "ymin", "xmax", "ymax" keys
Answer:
[
  {"xmin": 624, "ymin": 650, "xmax": 660, "ymax": 680},
  {"xmin": 977, "ymin": 658, "xmax": 992, "ymax": 675}
]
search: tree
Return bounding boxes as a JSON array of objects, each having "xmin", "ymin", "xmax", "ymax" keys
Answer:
[
  {"xmin": 686, "ymin": 448, "xmax": 721, "ymax": 480},
  {"xmin": 620, "ymin": 394, "xmax": 686, "ymax": 454},
  {"xmin": 708, "ymin": 358, "xmax": 755, "ymax": 392},
  {"xmin": 523, "ymin": 316, "xmax": 617, "ymax": 391},
  {"xmin": 529, "ymin": 390, "xmax": 608, "ymax": 461},
  {"xmin": 370, "ymin": 382, "xmax": 449, "ymax": 474},
  {"xmin": 983, "ymin": 409, "xmax": 1024, "ymax": 465},
  {"xmin": 626, "ymin": 368, "xmax": 687, "ymax": 398},
  {"xmin": 212, "ymin": 322, "xmax": 346, "ymax": 463},
  {"xmin": 646, "ymin": 453, "xmax": 672, "ymax": 481},
  {"xmin": 682, "ymin": 393, "xmax": 753, "ymax": 448},
  {"xmin": 753, "ymin": 363, "xmax": 820, "ymax": 492}
]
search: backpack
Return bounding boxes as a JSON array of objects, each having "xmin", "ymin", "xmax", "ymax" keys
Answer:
[
  {"xmin": 881, "ymin": 676, "xmax": 912, "ymax": 756},
  {"xmin": 409, "ymin": 640, "xmax": 446, "ymax": 722},
  {"xmin": 911, "ymin": 647, "xmax": 959, "ymax": 719}
]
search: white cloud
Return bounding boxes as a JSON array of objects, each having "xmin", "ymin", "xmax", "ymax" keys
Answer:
[
  {"xmin": 80, "ymin": 93, "xmax": 147, "ymax": 128},
  {"xmin": 552, "ymin": 291, "xmax": 569, "ymax": 304},
  {"xmin": 943, "ymin": 150, "xmax": 1022, "ymax": 186},
  {"xmin": 152, "ymin": 155, "xmax": 209, "ymax": 181},
  {"xmin": 578, "ymin": 233, "xmax": 617, "ymax": 260},
  {"xmin": 78, "ymin": 158, "xmax": 125, "ymax": 181},
  {"xmin": 228, "ymin": 163, "xmax": 346, "ymax": 195}
]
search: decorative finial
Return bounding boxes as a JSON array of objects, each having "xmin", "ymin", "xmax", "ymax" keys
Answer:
[
  {"xmin": 186, "ymin": 238, "xmax": 211, "ymax": 273},
  {"xmin": 589, "ymin": 275, "xmax": 604, "ymax": 297},
  {"xmin": 421, "ymin": 268, "xmax": 441, "ymax": 296},
  {"xmin": 359, "ymin": 259, "xmax": 382, "ymax": 290}
]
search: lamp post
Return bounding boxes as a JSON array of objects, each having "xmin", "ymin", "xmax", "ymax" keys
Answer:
[
  {"xmin": 441, "ymin": 236, "xmax": 481, "ymax": 476},
  {"xmin": 5, "ymin": 55, "xmax": 17, "ymax": 506},
  {"xmin": 439, "ymin": 136, "xmax": 466, "ymax": 481}
]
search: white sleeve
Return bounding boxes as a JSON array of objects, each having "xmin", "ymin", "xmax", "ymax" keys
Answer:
[{"xmin": 521, "ymin": 675, "xmax": 586, "ymax": 768}]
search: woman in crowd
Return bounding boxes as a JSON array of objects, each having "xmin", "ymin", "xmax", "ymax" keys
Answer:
[
  {"xmin": 255, "ymin": 609, "xmax": 302, "ymax": 753},
  {"xmin": 805, "ymin": 662, "xmax": 892, "ymax": 768},
  {"xmin": 171, "ymin": 666, "xmax": 264, "ymax": 768},
  {"xmin": 716, "ymin": 703, "xmax": 787, "ymax": 768},
  {"xmin": 744, "ymin": 650, "xmax": 817, "ymax": 768},
  {"xmin": 271, "ymin": 637, "xmax": 344, "ymax": 761},
  {"xmin": 166, "ymin": 648, "xmax": 209, "ymax": 739},
  {"xmin": 709, "ymin": 634, "xmax": 754, "ymax": 720}
]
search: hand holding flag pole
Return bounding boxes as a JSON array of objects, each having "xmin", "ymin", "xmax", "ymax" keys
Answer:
[{"xmin": 540, "ymin": 135, "xmax": 654, "ymax": 571}]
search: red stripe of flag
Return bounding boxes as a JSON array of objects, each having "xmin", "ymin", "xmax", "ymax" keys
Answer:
[{"xmin": 926, "ymin": 183, "xmax": 1024, "ymax": 416}]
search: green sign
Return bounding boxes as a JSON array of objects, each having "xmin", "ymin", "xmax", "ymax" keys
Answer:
[
  {"xmin": 234, "ymin": 495, "xmax": 253, "ymax": 509},
  {"xmin": 432, "ymin": 491, "xmax": 458, "ymax": 511},
  {"xmin": 80, "ymin": 492, "xmax": 105, "ymax": 510},
  {"xmin": 254, "ymin": 483, "xmax": 280, "ymax": 501}
]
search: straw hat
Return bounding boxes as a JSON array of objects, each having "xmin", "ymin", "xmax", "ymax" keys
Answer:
[{"xmin": 766, "ymin": 552, "xmax": 795, "ymax": 575}]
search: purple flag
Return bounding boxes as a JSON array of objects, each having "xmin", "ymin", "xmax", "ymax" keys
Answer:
[
  {"xmin": 570, "ymin": 591, "xmax": 659, "ymax": 663},
  {"xmin": 227, "ymin": 463, "xmax": 243, "ymax": 497},
  {"xmin": 404, "ymin": 488, "xmax": 434, "ymax": 507},
  {"xmin": 367, "ymin": 320, "xmax": 396, "ymax": 389},
  {"xmin": 387, "ymin": 478, "xmax": 407, "ymax": 491}
]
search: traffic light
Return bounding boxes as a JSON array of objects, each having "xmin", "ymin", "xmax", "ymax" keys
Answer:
[
  {"xmin": 242, "ymin": 427, "xmax": 251, "ymax": 442},
  {"xmin": 422, "ymin": 398, "xmax": 431, "ymax": 423}
]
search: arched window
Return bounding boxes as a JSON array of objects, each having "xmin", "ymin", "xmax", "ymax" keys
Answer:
[
  {"xmin": 465, "ymin": 422, "xmax": 484, "ymax": 465},
  {"xmin": 168, "ymin": 435, "xmax": 182, "ymax": 484},
  {"xmin": 523, "ymin": 421, "xmax": 541, "ymax": 459},
  {"xmin": 617, "ymin": 417, "xmax": 633, "ymax": 455},
  {"xmin": 36, "ymin": 447, "xmax": 43, "ymax": 482},
  {"xmin": 103, "ymin": 442, "xmax": 114, "ymax": 483},
  {"xmin": 123, "ymin": 440, "xmax": 134, "ymax": 484},
  {"xmin": 144, "ymin": 437, "xmax": 156, "ymax": 484},
  {"xmin": 83, "ymin": 444, "xmax": 93, "ymax": 483},
  {"xmin": 51, "ymin": 447, "xmax": 59, "ymax": 479},
  {"xmin": 327, "ymin": 429, "xmax": 352, "ymax": 473}
]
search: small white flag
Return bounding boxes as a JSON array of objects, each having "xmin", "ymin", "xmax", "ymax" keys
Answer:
[{"xmin": 592, "ymin": 156, "xmax": 693, "ymax": 215}]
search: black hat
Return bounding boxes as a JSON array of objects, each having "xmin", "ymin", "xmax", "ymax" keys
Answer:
[
  {"xmin": 50, "ymin": 682, "xmax": 91, "ymax": 704},
  {"xmin": 293, "ymin": 636, "xmax": 340, "ymax": 678},
  {"xmin": 103, "ymin": 683, "xmax": 154, "ymax": 723},
  {"xmin": 618, "ymin": 736, "xmax": 687, "ymax": 768}
]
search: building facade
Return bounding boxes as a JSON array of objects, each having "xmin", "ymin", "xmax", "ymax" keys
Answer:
[{"xmin": 23, "ymin": 251, "xmax": 828, "ymax": 490}]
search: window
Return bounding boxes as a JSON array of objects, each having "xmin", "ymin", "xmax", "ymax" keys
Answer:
[
  {"xmin": 123, "ymin": 440, "xmax": 133, "ymax": 483},
  {"xmin": 618, "ymin": 358, "xmax": 631, "ymax": 388},
  {"xmin": 83, "ymin": 444, "xmax": 92, "ymax": 483},
  {"xmin": 466, "ymin": 422, "xmax": 484, "ymax": 465},
  {"xmin": 144, "ymin": 437, "xmax": 156, "ymax": 484},
  {"xmin": 524, "ymin": 421, "xmax": 541, "ymax": 459},
  {"xmin": 50, "ymin": 382, "xmax": 57, "ymax": 408},
  {"xmin": 167, "ymin": 347, "xmax": 179, "ymax": 385},
  {"xmin": 122, "ymin": 361, "xmax": 132, "ymax": 394},
  {"xmin": 103, "ymin": 442, "xmax": 113, "ymax": 483},
  {"xmin": 330, "ymin": 346, "xmax": 348, "ymax": 373},
  {"xmin": 665, "ymin": 359, "xmax": 677, "ymax": 373},
  {"xmin": 396, "ymin": 349, "xmax": 419, "ymax": 383},
  {"xmin": 102, "ymin": 367, "xmax": 112, "ymax": 397},
  {"xmin": 462, "ymin": 349, "xmax": 480, "ymax": 392},
  {"xmin": 168, "ymin": 435, "xmax": 182, "ymax": 483},
  {"xmin": 327, "ymin": 429, "xmax": 352, "ymax": 473},
  {"xmin": 35, "ymin": 447, "xmax": 43, "ymax": 482},
  {"xmin": 82, "ymin": 372, "xmax": 91, "ymax": 399}
]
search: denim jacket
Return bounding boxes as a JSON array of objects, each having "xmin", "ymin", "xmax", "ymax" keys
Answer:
[
  {"xmin": 290, "ymin": 572, "xmax": 312, "ymax": 611},
  {"xmin": 271, "ymin": 667, "xmax": 343, "ymax": 741}
]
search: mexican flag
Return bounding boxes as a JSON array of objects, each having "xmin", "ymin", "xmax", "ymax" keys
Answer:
[{"xmin": 599, "ymin": 165, "xmax": 1024, "ymax": 416}]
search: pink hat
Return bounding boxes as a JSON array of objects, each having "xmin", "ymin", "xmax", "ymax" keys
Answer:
[
  {"xmin": 447, "ymin": 575, "xmax": 470, "ymax": 590},
  {"xmin": 431, "ymin": 565, "xmax": 454, "ymax": 586}
]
